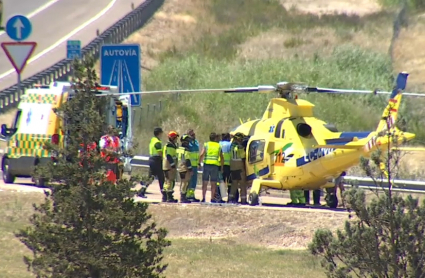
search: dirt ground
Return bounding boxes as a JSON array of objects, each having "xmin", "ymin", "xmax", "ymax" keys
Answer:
[{"xmin": 148, "ymin": 203, "xmax": 346, "ymax": 249}]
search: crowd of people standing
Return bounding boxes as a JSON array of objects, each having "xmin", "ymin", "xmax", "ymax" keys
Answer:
[
  {"xmin": 138, "ymin": 127, "xmax": 249, "ymax": 204},
  {"xmin": 138, "ymin": 127, "xmax": 345, "ymax": 206}
]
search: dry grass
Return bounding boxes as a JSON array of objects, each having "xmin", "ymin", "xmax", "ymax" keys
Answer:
[
  {"xmin": 95, "ymin": 0, "xmax": 212, "ymax": 75},
  {"xmin": 281, "ymin": 0, "xmax": 382, "ymax": 16},
  {"xmin": 392, "ymin": 15, "xmax": 425, "ymax": 91},
  {"xmin": 163, "ymin": 239, "xmax": 325, "ymax": 278},
  {"xmin": 0, "ymin": 190, "xmax": 334, "ymax": 277},
  {"xmin": 237, "ymin": 26, "xmax": 391, "ymax": 61},
  {"xmin": 2, "ymin": 187, "xmax": 425, "ymax": 277},
  {"xmin": 0, "ymin": 191, "xmax": 43, "ymax": 278}
]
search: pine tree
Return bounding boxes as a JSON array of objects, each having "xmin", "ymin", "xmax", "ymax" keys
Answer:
[
  {"xmin": 309, "ymin": 111, "xmax": 425, "ymax": 277},
  {"xmin": 15, "ymin": 57, "xmax": 171, "ymax": 278}
]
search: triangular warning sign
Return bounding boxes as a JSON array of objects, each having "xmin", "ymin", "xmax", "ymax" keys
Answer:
[{"xmin": 1, "ymin": 42, "xmax": 37, "ymax": 74}]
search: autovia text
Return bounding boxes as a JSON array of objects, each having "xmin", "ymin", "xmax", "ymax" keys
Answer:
[{"xmin": 103, "ymin": 49, "xmax": 138, "ymax": 56}]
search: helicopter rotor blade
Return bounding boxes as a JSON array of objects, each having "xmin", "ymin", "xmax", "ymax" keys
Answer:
[
  {"xmin": 304, "ymin": 87, "xmax": 425, "ymax": 97},
  {"xmin": 224, "ymin": 85, "xmax": 276, "ymax": 94},
  {"xmin": 94, "ymin": 85, "xmax": 277, "ymax": 97}
]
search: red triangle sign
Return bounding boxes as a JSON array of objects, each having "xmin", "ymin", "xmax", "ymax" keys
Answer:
[{"xmin": 1, "ymin": 42, "xmax": 37, "ymax": 74}]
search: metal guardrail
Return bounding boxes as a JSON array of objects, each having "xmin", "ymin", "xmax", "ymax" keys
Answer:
[
  {"xmin": 129, "ymin": 155, "xmax": 425, "ymax": 193},
  {"xmin": 0, "ymin": 149, "xmax": 423, "ymax": 192},
  {"xmin": 0, "ymin": 0, "xmax": 165, "ymax": 111}
]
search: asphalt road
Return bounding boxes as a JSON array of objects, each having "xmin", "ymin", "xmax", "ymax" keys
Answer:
[
  {"xmin": 3, "ymin": 0, "xmax": 52, "ymax": 18},
  {"xmin": 0, "ymin": 0, "xmax": 146, "ymax": 91}
]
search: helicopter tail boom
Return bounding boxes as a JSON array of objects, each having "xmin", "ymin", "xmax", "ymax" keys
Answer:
[{"xmin": 375, "ymin": 73, "xmax": 408, "ymax": 134}]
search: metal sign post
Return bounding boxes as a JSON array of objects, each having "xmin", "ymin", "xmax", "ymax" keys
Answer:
[{"xmin": 66, "ymin": 40, "xmax": 81, "ymax": 83}]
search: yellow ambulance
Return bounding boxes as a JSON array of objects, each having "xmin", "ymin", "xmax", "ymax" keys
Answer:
[{"xmin": 1, "ymin": 81, "xmax": 134, "ymax": 186}]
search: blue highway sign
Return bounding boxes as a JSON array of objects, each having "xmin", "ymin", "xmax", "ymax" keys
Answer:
[
  {"xmin": 67, "ymin": 40, "xmax": 81, "ymax": 60},
  {"xmin": 6, "ymin": 15, "xmax": 32, "ymax": 41},
  {"xmin": 100, "ymin": 44, "xmax": 141, "ymax": 107}
]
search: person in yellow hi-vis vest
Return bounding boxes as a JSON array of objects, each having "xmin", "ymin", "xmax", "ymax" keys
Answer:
[
  {"xmin": 163, "ymin": 131, "xmax": 179, "ymax": 203},
  {"xmin": 177, "ymin": 135, "xmax": 193, "ymax": 203},
  {"xmin": 199, "ymin": 132, "xmax": 224, "ymax": 203},
  {"xmin": 139, "ymin": 127, "xmax": 165, "ymax": 201},
  {"xmin": 186, "ymin": 129, "xmax": 200, "ymax": 202},
  {"xmin": 229, "ymin": 133, "xmax": 247, "ymax": 204}
]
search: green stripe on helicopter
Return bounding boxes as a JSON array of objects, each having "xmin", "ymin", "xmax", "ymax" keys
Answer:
[{"xmin": 271, "ymin": 143, "xmax": 294, "ymax": 163}]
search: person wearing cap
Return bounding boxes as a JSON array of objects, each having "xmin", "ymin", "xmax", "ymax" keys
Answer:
[
  {"xmin": 229, "ymin": 132, "xmax": 247, "ymax": 204},
  {"xmin": 186, "ymin": 129, "xmax": 200, "ymax": 202},
  {"xmin": 163, "ymin": 131, "xmax": 179, "ymax": 203},
  {"xmin": 139, "ymin": 127, "xmax": 165, "ymax": 201},
  {"xmin": 176, "ymin": 134, "xmax": 193, "ymax": 203},
  {"xmin": 199, "ymin": 132, "xmax": 224, "ymax": 203}
]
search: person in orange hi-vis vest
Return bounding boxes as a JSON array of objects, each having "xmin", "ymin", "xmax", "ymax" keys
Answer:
[{"xmin": 99, "ymin": 126, "xmax": 121, "ymax": 183}]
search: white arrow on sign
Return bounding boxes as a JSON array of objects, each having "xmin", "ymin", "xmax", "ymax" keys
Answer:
[
  {"xmin": 1, "ymin": 42, "xmax": 37, "ymax": 74},
  {"xmin": 13, "ymin": 18, "xmax": 24, "ymax": 39}
]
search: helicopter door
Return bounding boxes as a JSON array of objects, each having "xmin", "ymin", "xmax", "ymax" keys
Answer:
[{"xmin": 245, "ymin": 136, "xmax": 271, "ymax": 181}]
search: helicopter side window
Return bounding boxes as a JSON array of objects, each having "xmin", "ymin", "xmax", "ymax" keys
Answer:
[
  {"xmin": 274, "ymin": 119, "xmax": 285, "ymax": 138},
  {"xmin": 248, "ymin": 139, "xmax": 265, "ymax": 164}
]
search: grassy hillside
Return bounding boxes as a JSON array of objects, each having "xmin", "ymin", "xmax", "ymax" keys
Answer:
[{"xmin": 119, "ymin": 0, "xmax": 425, "ymax": 155}]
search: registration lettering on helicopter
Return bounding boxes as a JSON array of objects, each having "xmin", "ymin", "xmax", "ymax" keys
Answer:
[{"xmin": 296, "ymin": 147, "xmax": 336, "ymax": 166}]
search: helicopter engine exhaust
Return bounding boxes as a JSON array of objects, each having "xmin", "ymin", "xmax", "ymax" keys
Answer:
[{"xmin": 297, "ymin": 123, "xmax": 312, "ymax": 137}]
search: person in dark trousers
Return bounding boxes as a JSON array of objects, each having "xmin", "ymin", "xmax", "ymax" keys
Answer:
[
  {"xmin": 162, "ymin": 131, "xmax": 179, "ymax": 203},
  {"xmin": 304, "ymin": 190, "xmax": 322, "ymax": 206},
  {"xmin": 199, "ymin": 132, "xmax": 224, "ymax": 203},
  {"xmin": 139, "ymin": 127, "xmax": 166, "ymax": 201},
  {"xmin": 186, "ymin": 128, "xmax": 200, "ymax": 202},
  {"xmin": 177, "ymin": 134, "xmax": 193, "ymax": 203},
  {"xmin": 229, "ymin": 132, "xmax": 248, "ymax": 204}
]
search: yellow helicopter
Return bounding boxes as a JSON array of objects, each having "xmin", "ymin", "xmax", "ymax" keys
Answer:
[
  {"xmin": 102, "ymin": 71, "xmax": 417, "ymax": 207},
  {"xmin": 227, "ymin": 72, "xmax": 414, "ymax": 207}
]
